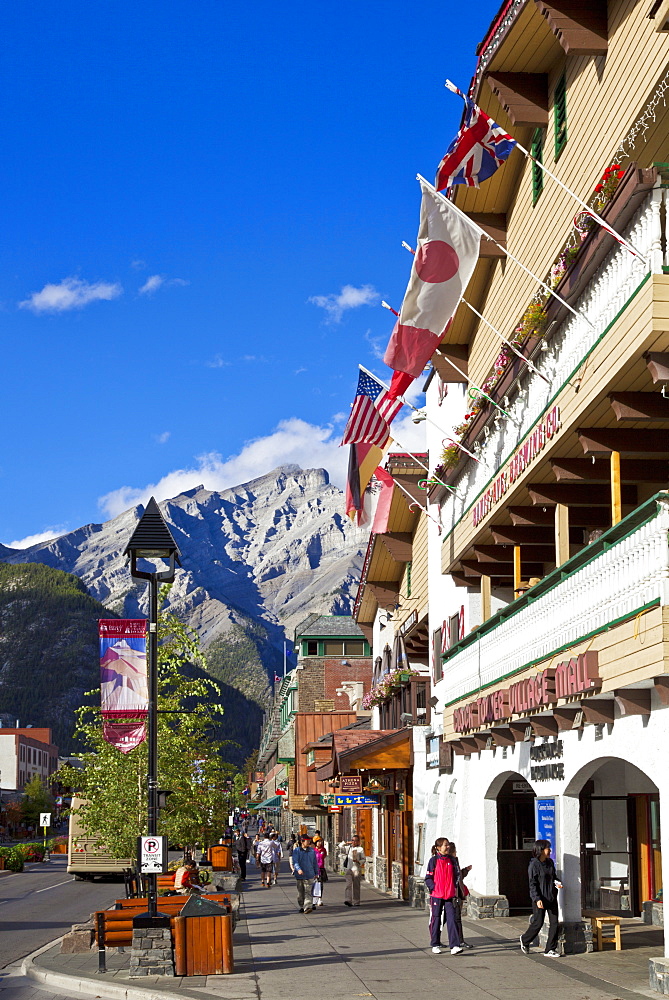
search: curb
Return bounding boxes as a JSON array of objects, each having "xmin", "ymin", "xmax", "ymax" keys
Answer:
[{"xmin": 22, "ymin": 938, "xmax": 185, "ymax": 1000}]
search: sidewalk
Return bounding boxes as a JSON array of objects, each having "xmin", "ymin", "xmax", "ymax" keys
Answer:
[{"xmin": 24, "ymin": 864, "xmax": 661, "ymax": 1000}]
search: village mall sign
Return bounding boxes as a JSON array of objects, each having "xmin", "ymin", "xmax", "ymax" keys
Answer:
[
  {"xmin": 453, "ymin": 651, "xmax": 600, "ymax": 732},
  {"xmin": 472, "ymin": 406, "xmax": 561, "ymax": 527}
]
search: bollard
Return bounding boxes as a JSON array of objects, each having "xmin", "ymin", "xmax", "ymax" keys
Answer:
[{"xmin": 96, "ymin": 912, "xmax": 106, "ymax": 973}]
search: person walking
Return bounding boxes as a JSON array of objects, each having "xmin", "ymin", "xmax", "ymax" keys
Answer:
[
  {"xmin": 520, "ymin": 840, "xmax": 563, "ymax": 957},
  {"xmin": 235, "ymin": 829, "xmax": 253, "ymax": 880},
  {"xmin": 288, "ymin": 832, "xmax": 297, "ymax": 872},
  {"xmin": 425, "ymin": 838, "xmax": 462, "ymax": 955},
  {"xmin": 340, "ymin": 835, "xmax": 365, "ymax": 907},
  {"xmin": 292, "ymin": 834, "xmax": 319, "ymax": 913},
  {"xmin": 313, "ymin": 836, "xmax": 328, "ymax": 906},
  {"xmin": 269, "ymin": 832, "xmax": 282, "ymax": 885},
  {"xmin": 257, "ymin": 831, "xmax": 275, "ymax": 888},
  {"xmin": 447, "ymin": 841, "xmax": 473, "ymax": 949}
]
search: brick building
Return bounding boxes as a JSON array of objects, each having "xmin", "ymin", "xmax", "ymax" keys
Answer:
[{"xmin": 0, "ymin": 727, "xmax": 59, "ymax": 793}]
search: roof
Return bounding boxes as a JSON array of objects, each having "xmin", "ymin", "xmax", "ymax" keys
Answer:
[
  {"xmin": 295, "ymin": 615, "xmax": 365, "ymax": 640},
  {"xmin": 314, "ymin": 729, "xmax": 400, "ymax": 781}
]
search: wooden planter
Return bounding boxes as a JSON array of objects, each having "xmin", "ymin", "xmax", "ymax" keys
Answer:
[
  {"xmin": 173, "ymin": 913, "xmax": 234, "ymax": 976},
  {"xmin": 50, "ymin": 844, "xmax": 67, "ymax": 854}
]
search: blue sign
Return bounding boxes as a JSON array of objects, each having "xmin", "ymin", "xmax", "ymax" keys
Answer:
[
  {"xmin": 535, "ymin": 797, "xmax": 557, "ymax": 859},
  {"xmin": 334, "ymin": 795, "xmax": 379, "ymax": 806}
]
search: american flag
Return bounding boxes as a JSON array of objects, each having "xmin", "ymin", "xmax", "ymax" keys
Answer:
[
  {"xmin": 341, "ymin": 369, "xmax": 408, "ymax": 448},
  {"xmin": 436, "ymin": 97, "xmax": 516, "ymax": 190}
]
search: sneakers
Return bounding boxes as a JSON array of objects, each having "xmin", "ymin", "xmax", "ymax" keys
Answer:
[
  {"xmin": 304, "ymin": 906, "xmax": 313, "ymax": 914},
  {"xmin": 451, "ymin": 946, "xmax": 463, "ymax": 955},
  {"xmin": 298, "ymin": 907, "xmax": 303, "ymax": 912},
  {"xmin": 543, "ymin": 950, "xmax": 560, "ymax": 958},
  {"xmin": 519, "ymin": 936, "xmax": 530, "ymax": 955},
  {"xmin": 344, "ymin": 900, "xmax": 353, "ymax": 907},
  {"xmin": 431, "ymin": 946, "xmax": 442, "ymax": 954},
  {"xmin": 462, "ymin": 942, "xmax": 474, "ymax": 949}
]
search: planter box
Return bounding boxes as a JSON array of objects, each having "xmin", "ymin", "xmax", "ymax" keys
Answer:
[{"xmin": 173, "ymin": 913, "xmax": 233, "ymax": 976}]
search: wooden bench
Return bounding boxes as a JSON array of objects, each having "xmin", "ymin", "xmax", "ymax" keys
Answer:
[
  {"xmin": 584, "ymin": 911, "xmax": 622, "ymax": 951},
  {"xmin": 114, "ymin": 893, "xmax": 232, "ymax": 909}
]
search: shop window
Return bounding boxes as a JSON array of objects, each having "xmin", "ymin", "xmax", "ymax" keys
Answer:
[
  {"xmin": 554, "ymin": 73, "xmax": 567, "ymax": 159},
  {"xmin": 323, "ymin": 641, "xmax": 344, "ymax": 655},
  {"xmin": 530, "ymin": 127, "xmax": 544, "ymax": 204},
  {"xmin": 432, "ymin": 628, "xmax": 443, "ymax": 683},
  {"xmin": 343, "ymin": 640, "xmax": 365, "ymax": 655}
]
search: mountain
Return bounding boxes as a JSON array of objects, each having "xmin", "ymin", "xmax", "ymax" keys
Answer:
[{"xmin": 0, "ymin": 466, "xmax": 367, "ymax": 760}]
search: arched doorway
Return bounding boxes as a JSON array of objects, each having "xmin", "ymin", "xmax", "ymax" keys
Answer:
[
  {"xmin": 486, "ymin": 772, "xmax": 536, "ymax": 911},
  {"xmin": 567, "ymin": 758, "xmax": 661, "ymax": 917}
]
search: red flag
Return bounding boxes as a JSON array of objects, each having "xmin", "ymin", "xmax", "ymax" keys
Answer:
[{"xmin": 371, "ymin": 467, "xmax": 395, "ymax": 535}]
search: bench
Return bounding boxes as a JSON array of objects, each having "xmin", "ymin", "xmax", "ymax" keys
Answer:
[
  {"xmin": 584, "ymin": 910, "xmax": 622, "ymax": 951},
  {"xmin": 113, "ymin": 893, "xmax": 232, "ymax": 910}
]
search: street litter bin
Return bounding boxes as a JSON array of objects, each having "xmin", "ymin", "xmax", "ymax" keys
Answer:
[
  {"xmin": 173, "ymin": 896, "xmax": 233, "ymax": 975},
  {"xmin": 209, "ymin": 844, "xmax": 232, "ymax": 870}
]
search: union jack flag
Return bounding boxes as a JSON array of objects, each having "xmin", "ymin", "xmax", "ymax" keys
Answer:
[
  {"xmin": 436, "ymin": 97, "xmax": 516, "ymax": 190},
  {"xmin": 341, "ymin": 369, "xmax": 411, "ymax": 448}
]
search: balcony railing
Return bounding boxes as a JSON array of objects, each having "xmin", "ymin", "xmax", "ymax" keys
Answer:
[
  {"xmin": 441, "ymin": 493, "xmax": 669, "ymax": 705},
  {"xmin": 441, "ymin": 182, "xmax": 666, "ymax": 531}
]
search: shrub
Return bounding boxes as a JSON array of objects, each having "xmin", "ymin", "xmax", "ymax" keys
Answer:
[{"xmin": 0, "ymin": 847, "xmax": 25, "ymax": 872}]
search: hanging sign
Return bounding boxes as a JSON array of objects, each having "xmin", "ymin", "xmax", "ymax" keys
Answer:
[
  {"xmin": 340, "ymin": 775, "xmax": 363, "ymax": 795},
  {"xmin": 334, "ymin": 795, "xmax": 380, "ymax": 806},
  {"xmin": 99, "ymin": 620, "xmax": 148, "ymax": 754}
]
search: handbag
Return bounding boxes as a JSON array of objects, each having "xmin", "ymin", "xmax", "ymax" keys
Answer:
[
  {"xmin": 343, "ymin": 855, "xmax": 348, "ymax": 869},
  {"xmin": 312, "ymin": 879, "xmax": 322, "ymax": 898}
]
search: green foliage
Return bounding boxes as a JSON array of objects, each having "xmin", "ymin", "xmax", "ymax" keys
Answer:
[
  {"xmin": 21, "ymin": 775, "xmax": 54, "ymax": 826},
  {"xmin": 0, "ymin": 847, "xmax": 25, "ymax": 871},
  {"xmin": 56, "ymin": 589, "xmax": 242, "ymax": 859},
  {"xmin": 0, "ymin": 562, "xmax": 109, "ymax": 751}
]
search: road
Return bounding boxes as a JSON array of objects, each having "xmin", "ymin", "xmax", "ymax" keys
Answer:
[{"xmin": 0, "ymin": 855, "xmax": 121, "ymax": 969}]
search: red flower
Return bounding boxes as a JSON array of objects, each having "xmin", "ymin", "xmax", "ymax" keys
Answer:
[{"xmin": 595, "ymin": 184, "xmax": 603, "ymax": 192}]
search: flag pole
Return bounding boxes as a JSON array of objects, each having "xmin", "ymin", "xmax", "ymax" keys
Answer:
[
  {"xmin": 385, "ymin": 473, "xmax": 443, "ymax": 532},
  {"xmin": 358, "ymin": 364, "xmax": 489, "ymax": 470},
  {"xmin": 418, "ymin": 174, "xmax": 595, "ymax": 330},
  {"xmin": 444, "ymin": 79, "xmax": 648, "ymax": 265},
  {"xmin": 461, "ymin": 298, "xmax": 552, "ymax": 386}
]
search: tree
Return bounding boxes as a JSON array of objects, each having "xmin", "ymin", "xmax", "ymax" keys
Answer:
[
  {"xmin": 21, "ymin": 775, "xmax": 54, "ymax": 826},
  {"xmin": 57, "ymin": 589, "xmax": 240, "ymax": 858}
]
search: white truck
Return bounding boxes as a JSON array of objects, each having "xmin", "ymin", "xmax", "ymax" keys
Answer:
[{"xmin": 67, "ymin": 796, "xmax": 133, "ymax": 880}]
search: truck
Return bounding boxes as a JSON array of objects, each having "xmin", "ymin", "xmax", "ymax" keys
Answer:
[{"xmin": 67, "ymin": 796, "xmax": 133, "ymax": 880}]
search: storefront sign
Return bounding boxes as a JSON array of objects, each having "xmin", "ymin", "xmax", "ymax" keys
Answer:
[
  {"xmin": 472, "ymin": 406, "xmax": 561, "ymax": 527},
  {"xmin": 453, "ymin": 652, "xmax": 600, "ymax": 733},
  {"xmin": 334, "ymin": 795, "xmax": 379, "ymax": 806},
  {"xmin": 426, "ymin": 735, "xmax": 440, "ymax": 769},
  {"xmin": 328, "ymin": 805, "xmax": 341, "ymax": 813},
  {"xmin": 400, "ymin": 611, "xmax": 418, "ymax": 636},
  {"xmin": 340, "ymin": 775, "xmax": 363, "ymax": 795},
  {"xmin": 320, "ymin": 794, "xmax": 335, "ymax": 805},
  {"xmin": 535, "ymin": 798, "xmax": 558, "ymax": 859}
]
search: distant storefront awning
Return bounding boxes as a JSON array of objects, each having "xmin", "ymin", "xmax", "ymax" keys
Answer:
[{"xmin": 249, "ymin": 794, "xmax": 283, "ymax": 811}]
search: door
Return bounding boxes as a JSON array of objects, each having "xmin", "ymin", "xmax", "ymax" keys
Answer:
[
  {"xmin": 580, "ymin": 795, "xmax": 634, "ymax": 915},
  {"xmin": 497, "ymin": 778, "xmax": 536, "ymax": 911}
]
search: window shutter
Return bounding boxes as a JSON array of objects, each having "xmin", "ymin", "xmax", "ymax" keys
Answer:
[
  {"xmin": 554, "ymin": 74, "xmax": 567, "ymax": 158},
  {"xmin": 531, "ymin": 128, "xmax": 544, "ymax": 204}
]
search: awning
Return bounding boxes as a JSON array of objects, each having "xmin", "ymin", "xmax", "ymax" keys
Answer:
[
  {"xmin": 249, "ymin": 794, "xmax": 284, "ymax": 810},
  {"xmin": 338, "ymin": 729, "xmax": 412, "ymax": 772}
]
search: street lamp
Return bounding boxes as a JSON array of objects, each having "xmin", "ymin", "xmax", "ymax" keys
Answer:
[{"xmin": 124, "ymin": 497, "xmax": 181, "ymax": 925}]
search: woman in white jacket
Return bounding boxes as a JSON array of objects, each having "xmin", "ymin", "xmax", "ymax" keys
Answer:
[{"xmin": 340, "ymin": 835, "xmax": 365, "ymax": 907}]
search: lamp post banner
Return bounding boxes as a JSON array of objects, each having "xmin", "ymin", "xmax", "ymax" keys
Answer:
[{"xmin": 99, "ymin": 619, "xmax": 148, "ymax": 753}]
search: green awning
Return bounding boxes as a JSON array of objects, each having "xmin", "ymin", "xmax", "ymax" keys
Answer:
[{"xmin": 249, "ymin": 794, "xmax": 284, "ymax": 810}]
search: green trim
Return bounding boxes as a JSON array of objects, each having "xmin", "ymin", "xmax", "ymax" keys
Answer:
[
  {"xmin": 554, "ymin": 73, "xmax": 567, "ymax": 159},
  {"xmin": 531, "ymin": 128, "xmax": 544, "ymax": 205},
  {"xmin": 440, "ymin": 271, "xmax": 652, "ymax": 545},
  {"xmin": 443, "ymin": 597, "xmax": 660, "ymax": 708},
  {"xmin": 441, "ymin": 490, "xmax": 668, "ymax": 667}
]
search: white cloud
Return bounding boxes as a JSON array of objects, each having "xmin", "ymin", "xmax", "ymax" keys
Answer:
[
  {"xmin": 19, "ymin": 277, "xmax": 122, "ymax": 314},
  {"xmin": 5, "ymin": 527, "xmax": 65, "ymax": 549},
  {"xmin": 364, "ymin": 328, "xmax": 386, "ymax": 361},
  {"xmin": 205, "ymin": 354, "xmax": 231, "ymax": 369},
  {"xmin": 154, "ymin": 431, "xmax": 171, "ymax": 444},
  {"xmin": 139, "ymin": 275, "xmax": 189, "ymax": 296},
  {"xmin": 309, "ymin": 283, "xmax": 379, "ymax": 323},
  {"xmin": 131, "ymin": 259, "xmax": 147, "ymax": 270},
  {"xmin": 139, "ymin": 274, "xmax": 165, "ymax": 295},
  {"xmin": 98, "ymin": 409, "xmax": 429, "ymax": 520}
]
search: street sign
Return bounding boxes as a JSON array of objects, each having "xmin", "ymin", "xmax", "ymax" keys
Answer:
[
  {"xmin": 39, "ymin": 813, "xmax": 51, "ymax": 827},
  {"xmin": 334, "ymin": 795, "xmax": 379, "ymax": 806},
  {"xmin": 137, "ymin": 835, "xmax": 168, "ymax": 874}
]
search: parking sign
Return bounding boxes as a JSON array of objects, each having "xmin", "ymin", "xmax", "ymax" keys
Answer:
[{"xmin": 138, "ymin": 835, "xmax": 168, "ymax": 874}]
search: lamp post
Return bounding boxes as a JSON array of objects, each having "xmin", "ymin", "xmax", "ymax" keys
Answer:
[{"xmin": 124, "ymin": 497, "xmax": 181, "ymax": 924}]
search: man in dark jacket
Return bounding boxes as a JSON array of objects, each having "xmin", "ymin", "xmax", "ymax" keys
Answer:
[
  {"xmin": 292, "ymin": 834, "xmax": 319, "ymax": 913},
  {"xmin": 235, "ymin": 831, "xmax": 253, "ymax": 880},
  {"xmin": 520, "ymin": 840, "xmax": 563, "ymax": 957}
]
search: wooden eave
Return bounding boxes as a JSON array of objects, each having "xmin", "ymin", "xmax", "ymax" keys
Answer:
[{"xmin": 337, "ymin": 729, "xmax": 412, "ymax": 772}]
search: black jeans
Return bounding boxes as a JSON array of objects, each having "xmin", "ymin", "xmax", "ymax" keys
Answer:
[
  {"xmin": 238, "ymin": 853, "xmax": 247, "ymax": 879},
  {"xmin": 521, "ymin": 900, "xmax": 559, "ymax": 952}
]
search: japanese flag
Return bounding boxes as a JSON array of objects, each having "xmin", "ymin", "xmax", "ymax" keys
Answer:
[{"xmin": 384, "ymin": 179, "xmax": 480, "ymax": 378}]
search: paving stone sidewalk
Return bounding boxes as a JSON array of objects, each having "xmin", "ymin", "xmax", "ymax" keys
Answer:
[{"xmin": 24, "ymin": 865, "xmax": 661, "ymax": 1000}]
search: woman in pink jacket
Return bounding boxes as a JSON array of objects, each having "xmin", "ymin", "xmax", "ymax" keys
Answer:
[
  {"xmin": 424, "ymin": 838, "xmax": 463, "ymax": 955},
  {"xmin": 313, "ymin": 837, "xmax": 327, "ymax": 907}
]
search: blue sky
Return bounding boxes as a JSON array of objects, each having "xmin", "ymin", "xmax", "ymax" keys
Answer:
[{"xmin": 1, "ymin": 1, "xmax": 497, "ymax": 547}]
